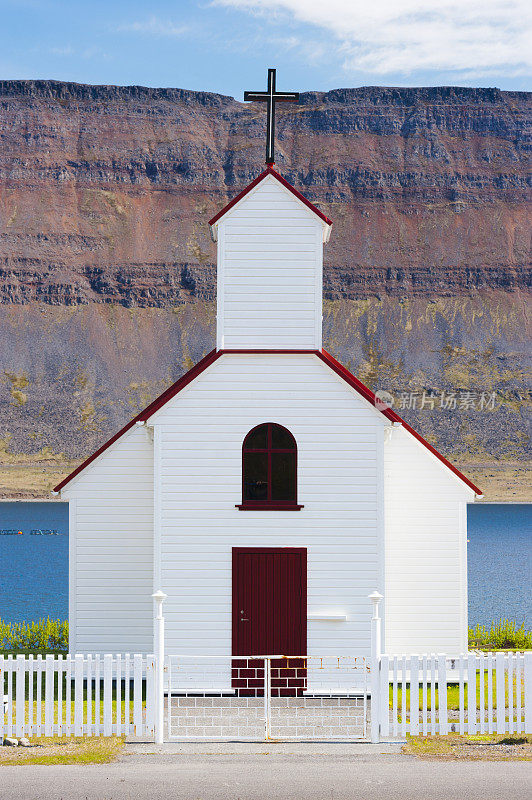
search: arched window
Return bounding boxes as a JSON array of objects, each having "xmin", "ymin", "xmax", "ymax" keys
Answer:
[{"xmin": 237, "ymin": 423, "xmax": 303, "ymax": 510}]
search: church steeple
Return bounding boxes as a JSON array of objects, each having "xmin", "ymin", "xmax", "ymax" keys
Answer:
[
  {"xmin": 209, "ymin": 71, "xmax": 332, "ymax": 351},
  {"xmin": 209, "ymin": 165, "xmax": 332, "ymax": 351}
]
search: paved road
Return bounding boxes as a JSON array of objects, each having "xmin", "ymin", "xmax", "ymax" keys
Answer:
[{"xmin": 1, "ymin": 742, "xmax": 530, "ymax": 800}]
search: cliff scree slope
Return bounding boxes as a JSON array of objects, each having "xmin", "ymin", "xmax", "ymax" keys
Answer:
[{"xmin": 0, "ymin": 81, "xmax": 530, "ymax": 495}]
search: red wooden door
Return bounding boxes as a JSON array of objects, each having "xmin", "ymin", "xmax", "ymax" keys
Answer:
[{"xmin": 232, "ymin": 547, "xmax": 307, "ymax": 696}]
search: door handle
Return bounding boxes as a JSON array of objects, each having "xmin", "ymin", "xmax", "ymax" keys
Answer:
[{"xmin": 240, "ymin": 618, "xmax": 249, "ymax": 622}]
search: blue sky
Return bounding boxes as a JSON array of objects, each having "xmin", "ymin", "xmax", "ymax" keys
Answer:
[{"xmin": 0, "ymin": 0, "xmax": 530, "ymax": 96}]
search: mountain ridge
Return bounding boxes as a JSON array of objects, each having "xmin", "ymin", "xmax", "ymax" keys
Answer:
[{"xmin": 0, "ymin": 80, "xmax": 529, "ymax": 496}]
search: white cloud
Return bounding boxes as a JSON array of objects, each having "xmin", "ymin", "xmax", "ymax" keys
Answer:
[
  {"xmin": 117, "ymin": 16, "xmax": 189, "ymax": 38},
  {"xmin": 214, "ymin": 0, "xmax": 532, "ymax": 77},
  {"xmin": 49, "ymin": 45, "xmax": 74, "ymax": 57},
  {"xmin": 81, "ymin": 46, "xmax": 111, "ymax": 61},
  {"xmin": 43, "ymin": 45, "xmax": 109, "ymax": 61},
  {"xmin": 271, "ymin": 34, "xmax": 327, "ymax": 64}
]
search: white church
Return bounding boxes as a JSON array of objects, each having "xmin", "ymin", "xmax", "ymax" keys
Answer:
[{"xmin": 55, "ymin": 77, "xmax": 482, "ymax": 666}]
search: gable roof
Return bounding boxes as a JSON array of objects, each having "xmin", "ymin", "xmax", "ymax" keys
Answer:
[
  {"xmin": 53, "ymin": 349, "xmax": 223, "ymax": 493},
  {"xmin": 54, "ymin": 348, "xmax": 482, "ymax": 496},
  {"xmin": 317, "ymin": 350, "xmax": 482, "ymax": 496},
  {"xmin": 208, "ymin": 165, "xmax": 333, "ymax": 235}
]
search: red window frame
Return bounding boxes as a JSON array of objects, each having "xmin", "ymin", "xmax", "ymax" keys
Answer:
[{"xmin": 236, "ymin": 423, "xmax": 303, "ymax": 510}]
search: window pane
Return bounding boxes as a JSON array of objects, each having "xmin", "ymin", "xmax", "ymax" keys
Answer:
[
  {"xmin": 271, "ymin": 425, "xmax": 294, "ymax": 449},
  {"xmin": 271, "ymin": 452, "xmax": 296, "ymax": 502},
  {"xmin": 245, "ymin": 425, "xmax": 268, "ymax": 449},
  {"xmin": 243, "ymin": 452, "xmax": 268, "ymax": 501}
]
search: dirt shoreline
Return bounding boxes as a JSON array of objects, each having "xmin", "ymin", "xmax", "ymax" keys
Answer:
[{"xmin": 0, "ymin": 460, "xmax": 529, "ymax": 502}]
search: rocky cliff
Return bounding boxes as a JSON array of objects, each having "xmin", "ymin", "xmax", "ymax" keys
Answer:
[{"xmin": 0, "ymin": 81, "xmax": 529, "ymax": 487}]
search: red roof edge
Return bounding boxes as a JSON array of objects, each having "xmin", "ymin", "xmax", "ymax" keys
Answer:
[
  {"xmin": 54, "ymin": 349, "xmax": 222, "ymax": 493},
  {"xmin": 55, "ymin": 347, "xmax": 482, "ymax": 497},
  {"xmin": 317, "ymin": 350, "xmax": 483, "ymax": 496},
  {"xmin": 208, "ymin": 165, "xmax": 333, "ymax": 227}
]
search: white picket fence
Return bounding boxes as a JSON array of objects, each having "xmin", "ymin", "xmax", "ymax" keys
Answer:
[
  {"xmin": 2, "ymin": 650, "xmax": 532, "ymax": 742},
  {"xmin": 2, "ymin": 593, "xmax": 531, "ymax": 742},
  {"xmin": 378, "ymin": 651, "xmax": 532, "ymax": 739},
  {"xmin": 1, "ymin": 653, "xmax": 156, "ymax": 739}
]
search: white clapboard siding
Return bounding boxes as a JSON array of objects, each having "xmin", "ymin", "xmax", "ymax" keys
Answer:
[
  {"xmin": 216, "ymin": 175, "xmax": 326, "ymax": 350},
  {"xmin": 149, "ymin": 353, "xmax": 386, "ymax": 660},
  {"xmin": 384, "ymin": 426, "xmax": 473, "ymax": 654},
  {"xmin": 62, "ymin": 426, "xmax": 154, "ymax": 654}
]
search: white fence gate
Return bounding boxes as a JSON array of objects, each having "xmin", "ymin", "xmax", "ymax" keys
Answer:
[
  {"xmin": 1, "ymin": 653, "xmax": 156, "ymax": 739},
  {"xmin": 164, "ymin": 654, "xmax": 370, "ymax": 741}
]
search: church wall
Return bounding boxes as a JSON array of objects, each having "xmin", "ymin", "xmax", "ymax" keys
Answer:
[
  {"xmin": 216, "ymin": 177, "xmax": 324, "ymax": 350},
  {"xmin": 384, "ymin": 427, "xmax": 471, "ymax": 654},
  {"xmin": 63, "ymin": 425, "xmax": 154, "ymax": 653},
  {"xmin": 151, "ymin": 353, "xmax": 385, "ymax": 660}
]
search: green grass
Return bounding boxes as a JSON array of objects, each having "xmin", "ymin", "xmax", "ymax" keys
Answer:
[
  {"xmin": 1, "ymin": 649, "xmax": 66, "ymax": 658},
  {"xmin": 469, "ymin": 619, "xmax": 532, "ymax": 650},
  {"xmin": 3, "ymin": 617, "xmax": 530, "ymax": 654},
  {"xmin": 2, "ymin": 631, "xmax": 148, "ymax": 735},
  {"xmin": 3, "ymin": 698, "xmax": 139, "ymax": 729},
  {"xmin": 0, "ymin": 735, "xmax": 124, "ymax": 766},
  {"xmin": 2, "ymin": 670, "xmax": 145, "ymax": 726},
  {"xmin": 389, "ymin": 668, "xmax": 525, "ymax": 712},
  {"xmin": 0, "ymin": 619, "xmax": 68, "ymax": 652},
  {"xmin": 2, "ymin": 651, "xmax": 147, "ymax": 728}
]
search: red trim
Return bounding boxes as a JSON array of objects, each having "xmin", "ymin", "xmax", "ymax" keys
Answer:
[
  {"xmin": 317, "ymin": 350, "xmax": 483, "ymax": 496},
  {"xmin": 53, "ymin": 349, "xmax": 223, "ymax": 492},
  {"xmin": 222, "ymin": 349, "xmax": 320, "ymax": 355},
  {"xmin": 240, "ymin": 422, "xmax": 300, "ymax": 509},
  {"xmin": 232, "ymin": 546, "xmax": 307, "ymax": 553},
  {"xmin": 237, "ymin": 503, "xmax": 304, "ymax": 511},
  {"xmin": 208, "ymin": 165, "xmax": 333, "ymax": 228},
  {"xmin": 56, "ymin": 346, "xmax": 482, "ymax": 497}
]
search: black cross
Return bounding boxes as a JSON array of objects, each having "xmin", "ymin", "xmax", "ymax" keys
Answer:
[{"xmin": 244, "ymin": 68, "xmax": 299, "ymax": 165}]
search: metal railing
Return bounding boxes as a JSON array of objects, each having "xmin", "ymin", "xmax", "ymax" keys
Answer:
[{"xmin": 164, "ymin": 654, "xmax": 370, "ymax": 741}]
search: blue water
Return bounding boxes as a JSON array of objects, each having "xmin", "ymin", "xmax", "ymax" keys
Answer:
[
  {"xmin": 467, "ymin": 504, "xmax": 531, "ymax": 628},
  {"xmin": 0, "ymin": 502, "xmax": 530, "ymax": 627},
  {"xmin": 0, "ymin": 502, "xmax": 69, "ymax": 624}
]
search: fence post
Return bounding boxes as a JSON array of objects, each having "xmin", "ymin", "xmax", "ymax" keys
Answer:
[
  {"xmin": 467, "ymin": 652, "xmax": 477, "ymax": 734},
  {"xmin": 44, "ymin": 654, "xmax": 54, "ymax": 736},
  {"xmin": 263, "ymin": 657, "xmax": 272, "ymax": 740},
  {"xmin": 438, "ymin": 655, "xmax": 448, "ymax": 735},
  {"xmin": 496, "ymin": 652, "xmax": 505, "ymax": 733},
  {"xmin": 369, "ymin": 591, "xmax": 383, "ymax": 743},
  {"xmin": 0, "ymin": 655, "xmax": 4, "ymax": 741},
  {"xmin": 74, "ymin": 654, "xmax": 84, "ymax": 736},
  {"xmin": 103, "ymin": 654, "xmax": 113, "ymax": 737},
  {"xmin": 145, "ymin": 656, "xmax": 156, "ymax": 738},
  {"xmin": 15, "ymin": 655, "xmax": 25, "ymax": 738},
  {"xmin": 152, "ymin": 589, "xmax": 167, "ymax": 745},
  {"xmin": 523, "ymin": 652, "xmax": 532, "ymax": 734}
]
